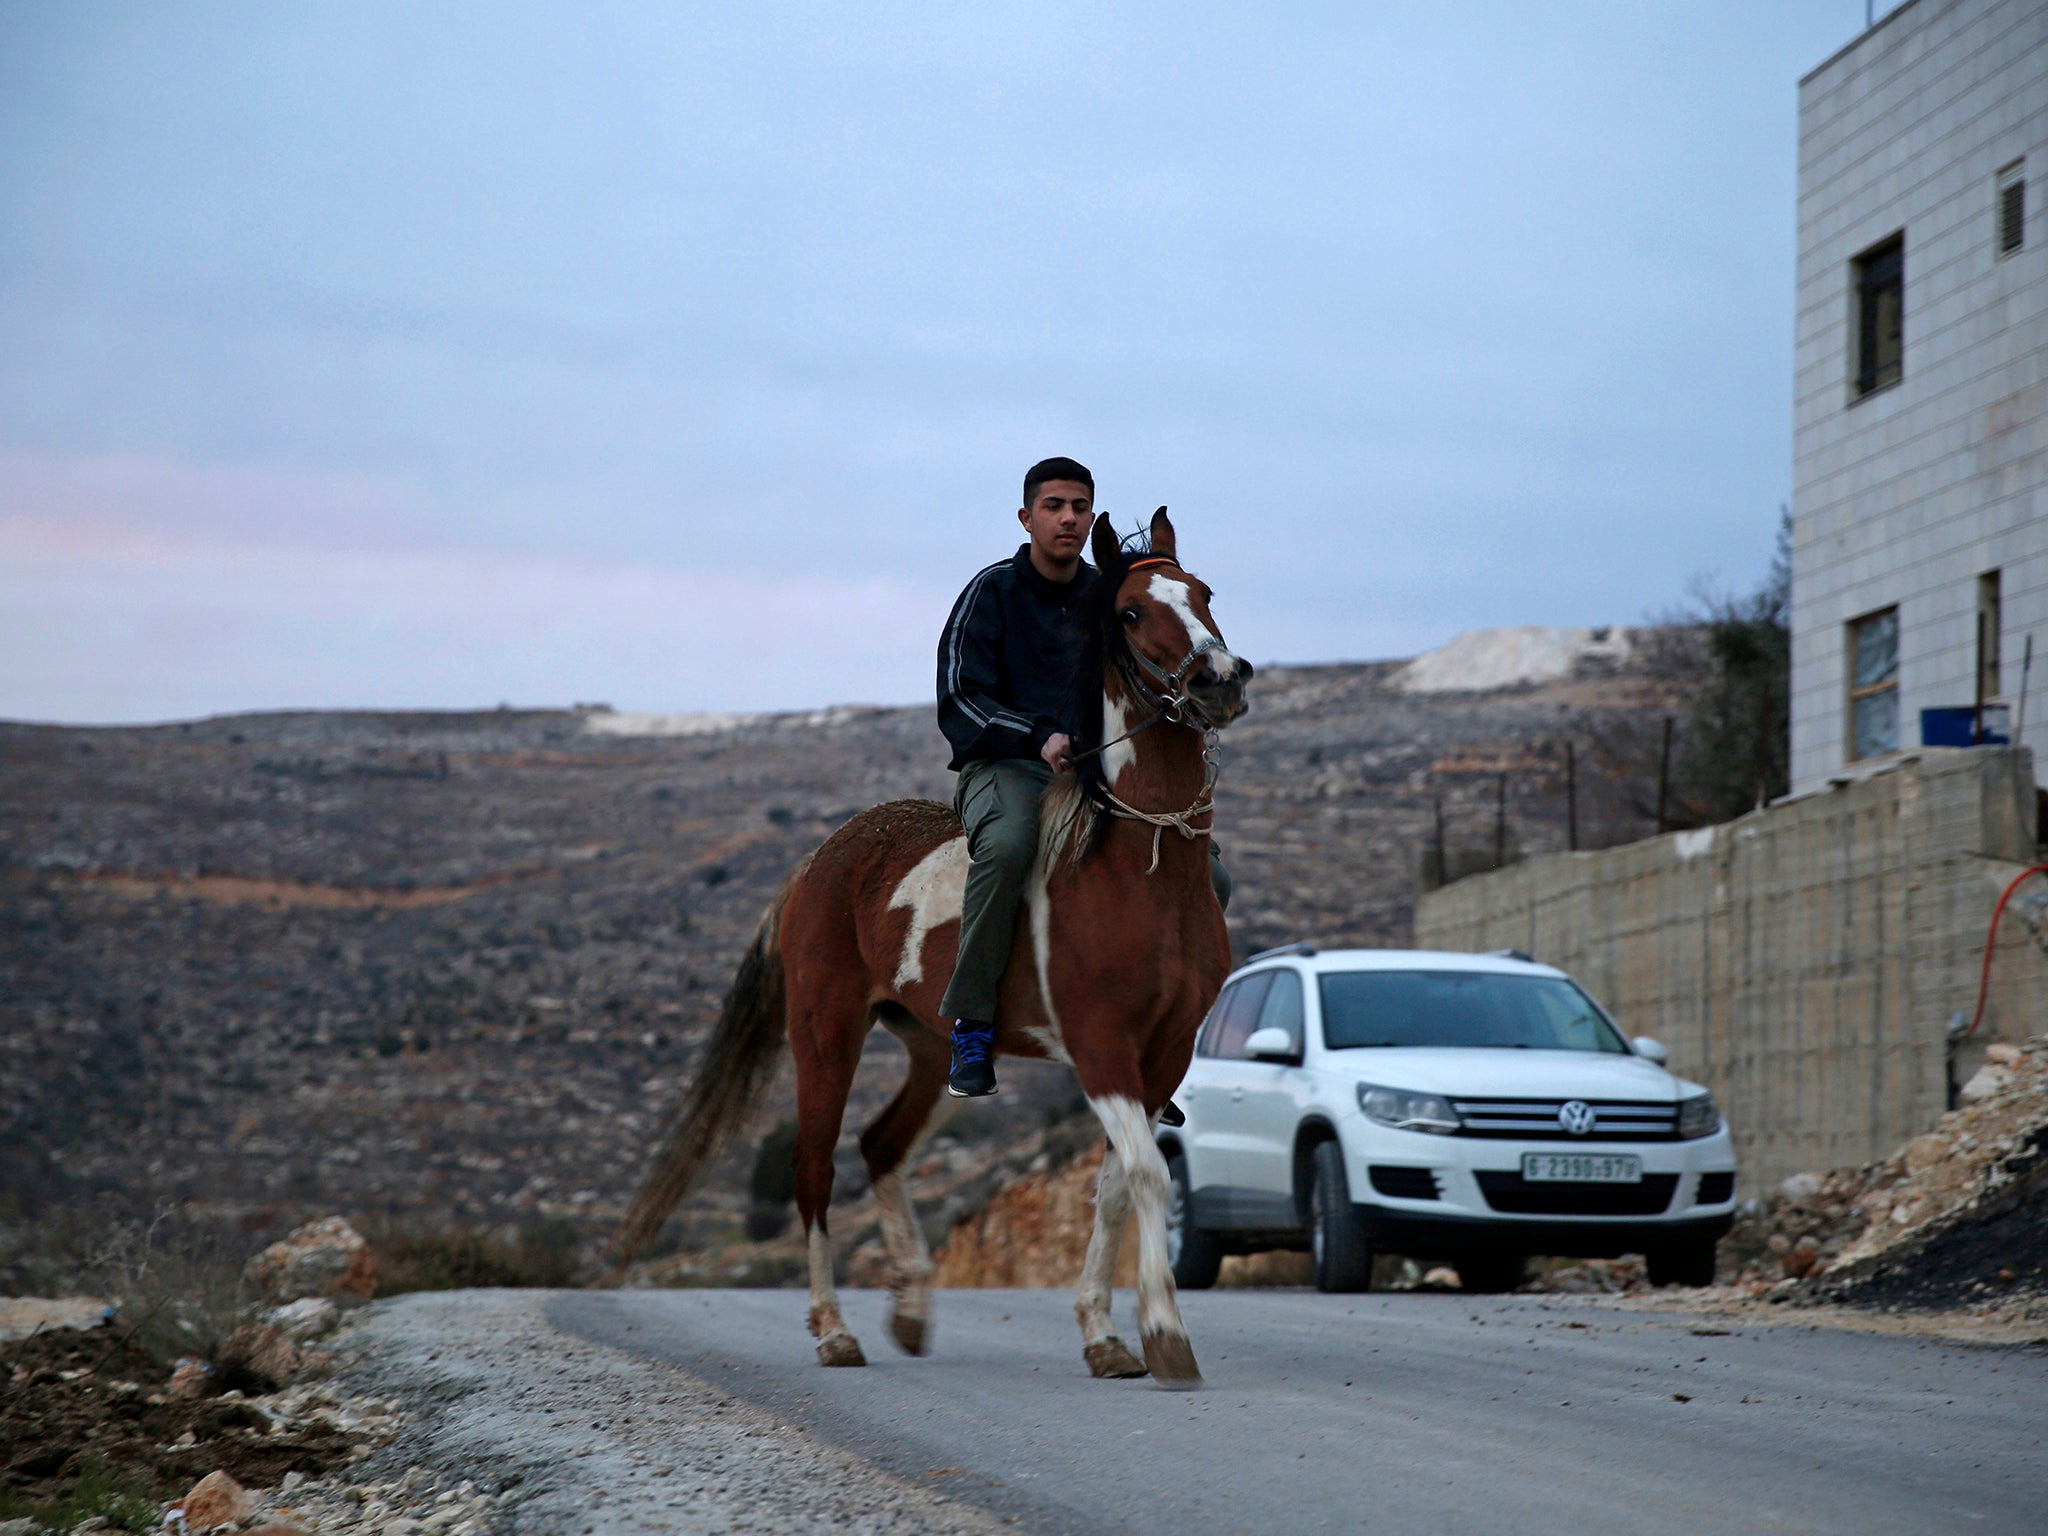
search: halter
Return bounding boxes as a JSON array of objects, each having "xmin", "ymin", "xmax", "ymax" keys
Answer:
[{"xmin": 1067, "ymin": 555, "xmax": 1231, "ymax": 872}]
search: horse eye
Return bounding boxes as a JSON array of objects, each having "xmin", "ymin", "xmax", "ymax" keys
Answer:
[{"xmin": 1120, "ymin": 606, "xmax": 1141, "ymax": 625}]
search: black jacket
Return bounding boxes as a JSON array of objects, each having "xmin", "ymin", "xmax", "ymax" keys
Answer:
[{"xmin": 936, "ymin": 545, "xmax": 1101, "ymax": 771}]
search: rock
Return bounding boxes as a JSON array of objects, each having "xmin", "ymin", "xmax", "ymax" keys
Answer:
[
  {"xmin": 1904, "ymin": 1134, "xmax": 1949, "ymax": 1173},
  {"xmin": 0, "ymin": 1295, "xmax": 111, "ymax": 1343},
  {"xmin": 1984, "ymin": 1042, "xmax": 2023, "ymax": 1066},
  {"xmin": 180, "ymin": 1470, "xmax": 255, "ymax": 1531},
  {"xmin": 219, "ymin": 1321, "xmax": 302, "ymax": 1389},
  {"xmin": 244, "ymin": 1217, "xmax": 377, "ymax": 1303},
  {"xmin": 1783, "ymin": 1235, "xmax": 1822, "ymax": 1278},
  {"xmin": 1958, "ymin": 1066, "xmax": 2009, "ymax": 1104},
  {"xmin": 261, "ymin": 1295, "xmax": 341, "ymax": 1341},
  {"xmin": 166, "ymin": 1358, "xmax": 218, "ymax": 1399},
  {"xmin": 244, "ymin": 1526, "xmax": 311, "ymax": 1536},
  {"xmin": 0, "ymin": 1518, "xmax": 39, "ymax": 1536},
  {"xmin": 1776, "ymin": 1172, "xmax": 1823, "ymax": 1204}
]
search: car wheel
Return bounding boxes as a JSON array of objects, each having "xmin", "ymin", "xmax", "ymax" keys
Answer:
[
  {"xmin": 1309, "ymin": 1141, "xmax": 1373, "ymax": 1293},
  {"xmin": 1454, "ymin": 1253, "xmax": 1527, "ymax": 1294},
  {"xmin": 1647, "ymin": 1236, "xmax": 1720, "ymax": 1288},
  {"xmin": 1165, "ymin": 1151, "xmax": 1223, "ymax": 1290}
]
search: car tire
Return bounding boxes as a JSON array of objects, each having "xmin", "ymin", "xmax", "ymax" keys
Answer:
[
  {"xmin": 1309, "ymin": 1141, "xmax": 1373, "ymax": 1293},
  {"xmin": 1454, "ymin": 1253, "xmax": 1527, "ymax": 1293},
  {"xmin": 1165, "ymin": 1151, "xmax": 1224, "ymax": 1290},
  {"xmin": 1647, "ymin": 1236, "xmax": 1720, "ymax": 1288}
]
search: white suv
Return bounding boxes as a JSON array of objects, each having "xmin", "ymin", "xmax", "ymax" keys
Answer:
[{"xmin": 1160, "ymin": 946, "xmax": 1737, "ymax": 1292}]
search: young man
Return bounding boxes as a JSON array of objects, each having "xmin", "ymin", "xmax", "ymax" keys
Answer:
[{"xmin": 936, "ymin": 457, "xmax": 1229, "ymax": 1097}]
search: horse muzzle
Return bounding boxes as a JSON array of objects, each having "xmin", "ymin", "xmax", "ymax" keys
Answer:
[{"xmin": 1187, "ymin": 657, "xmax": 1252, "ymax": 726}]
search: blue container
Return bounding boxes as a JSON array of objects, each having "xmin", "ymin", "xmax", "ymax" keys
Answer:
[{"xmin": 1921, "ymin": 706, "xmax": 2011, "ymax": 747}]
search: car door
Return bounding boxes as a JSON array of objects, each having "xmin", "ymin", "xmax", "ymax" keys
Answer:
[
  {"xmin": 1182, "ymin": 971, "xmax": 1272, "ymax": 1226},
  {"xmin": 1232, "ymin": 969, "xmax": 1308, "ymax": 1223}
]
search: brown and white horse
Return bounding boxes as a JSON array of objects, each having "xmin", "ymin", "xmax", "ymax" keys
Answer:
[{"xmin": 609, "ymin": 508, "xmax": 1249, "ymax": 1387}]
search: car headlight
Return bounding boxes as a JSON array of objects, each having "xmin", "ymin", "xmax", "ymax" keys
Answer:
[
  {"xmin": 1357, "ymin": 1083, "xmax": 1461, "ymax": 1134},
  {"xmin": 1676, "ymin": 1093, "xmax": 1721, "ymax": 1139}
]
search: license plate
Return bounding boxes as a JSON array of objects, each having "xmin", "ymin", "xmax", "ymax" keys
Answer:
[{"xmin": 1522, "ymin": 1152, "xmax": 1642, "ymax": 1184}]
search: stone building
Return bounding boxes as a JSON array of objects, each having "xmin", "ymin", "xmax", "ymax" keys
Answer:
[{"xmin": 1790, "ymin": 0, "xmax": 2048, "ymax": 793}]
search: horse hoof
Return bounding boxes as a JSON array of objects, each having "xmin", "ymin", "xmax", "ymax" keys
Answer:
[
  {"xmin": 1084, "ymin": 1337, "xmax": 1149, "ymax": 1379},
  {"xmin": 817, "ymin": 1331, "xmax": 867, "ymax": 1368},
  {"xmin": 889, "ymin": 1309, "xmax": 929, "ymax": 1357},
  {"xmin": 1141, "ymin": 1329, "xmax": 1203, "ymax": 1389}
]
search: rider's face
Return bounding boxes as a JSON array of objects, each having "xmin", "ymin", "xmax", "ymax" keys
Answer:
[{"xmin": 1018, "ymin": 481, "xmax": 1094, "ymax": 569}]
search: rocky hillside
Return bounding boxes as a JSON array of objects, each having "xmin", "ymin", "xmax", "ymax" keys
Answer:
[{"xmin": 1, "ymin": 642, "xmax": 1675, "ymax": 1263}]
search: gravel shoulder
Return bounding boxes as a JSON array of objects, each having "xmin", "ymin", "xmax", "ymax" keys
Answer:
[{"xmin": 336, "ymin": 1290, "xmax": 1008, "ymax": 1535}]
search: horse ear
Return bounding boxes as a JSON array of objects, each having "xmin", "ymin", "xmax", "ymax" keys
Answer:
[
  {"xmin": 1091, "ymin": 512, "xmax": 1120, "ymax": 572},
  {"xmin": 1148, "ymin": 506, "xmax": 1177, "ymax": 562}
]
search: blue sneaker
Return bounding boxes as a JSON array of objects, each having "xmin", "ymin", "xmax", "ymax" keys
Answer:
[{"xmin": 948, "ymin": 1021, "xmax": 998, "ymax": 1097}]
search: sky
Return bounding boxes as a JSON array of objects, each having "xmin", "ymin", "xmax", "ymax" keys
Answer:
[{"xmin": 0, "ymin": 3, "xmax": 1880, "ymax": 723}]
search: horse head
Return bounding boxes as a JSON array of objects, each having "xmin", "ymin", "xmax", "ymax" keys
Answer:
[{"xmin": 1091, "ymin": 506, "xmax": 1252, "ymax": 729}]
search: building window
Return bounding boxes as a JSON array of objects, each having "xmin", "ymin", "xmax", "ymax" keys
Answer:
[
  {"xmin": 1998, "ymin": 160, "xmax": 2026, "ymax": 257},
  {"xmin": 1853, "ymin": 233, "xmax": 1904, "ymax": 397},
  {"xmin": 1848, "ymin": 607, "xmax": 1899, "ymax": 760},
  {"xmin": 1978, "ymin": 570, "xmax": 2002, "ymax": 702}
]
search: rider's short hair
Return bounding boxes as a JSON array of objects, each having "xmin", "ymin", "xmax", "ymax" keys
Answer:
[{"xmin": 1023, "ymin": 457, "xmax": 1094, "ymax": 510}]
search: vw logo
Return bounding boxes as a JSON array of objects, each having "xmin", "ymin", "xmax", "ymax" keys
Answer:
[{"xmin": 1557, "ymin": 1100, "xmax": 1597, "ymax": 1137}]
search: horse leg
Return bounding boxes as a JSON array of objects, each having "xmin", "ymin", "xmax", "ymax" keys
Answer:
[
  {"xmin": 860, "ymin": 1018, "xmax": 951, "ymax": 1356},
  {"xmin": 1089, "ymin": 1091, "xmax": 1201, "ymax": 1388},
  {"xmin": 1075, "ymin": 1139, "xmax": 1148, "ymax": 1378},
  {"xmin": 792, "ymin": 992, "xmax": 868, "ymax": 1368}
]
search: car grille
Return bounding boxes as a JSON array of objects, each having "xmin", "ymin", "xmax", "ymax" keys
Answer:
[
  {"xmin": 1449, "ymin": 1097, "xmax": 1679, "ymax": 1141},
  {"xmin": 1368, "ymin": 1165, "xmax": 1441, "ymax": 1200},
  {"xmin": 1695, "ymin": 1171, "xmax": 1736, "ymax": 1205},
  {"xmin": 1474, "ymin": 1171, "xmax": 1679, "ymax": 1216}
]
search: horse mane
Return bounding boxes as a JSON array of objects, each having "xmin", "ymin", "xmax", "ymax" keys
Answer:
[{"xmin": 1041, "ymin": 524, "xmax": 1161, "ymax": 869}]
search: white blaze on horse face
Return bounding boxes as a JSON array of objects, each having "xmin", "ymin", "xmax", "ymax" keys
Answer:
[
  {"xmin": 887, "ymin": 836, "xmax": 968, "ymax": 988},
  {"xmin": 1146, "ymin": 572, "xmax": 1238, "ymax": 679},
  {"xmin": 1100, "ymin": 687, "xmax": 1138, "ymax": 789}
]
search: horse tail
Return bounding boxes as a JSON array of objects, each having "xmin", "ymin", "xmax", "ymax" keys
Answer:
[{"xmin": 606, "ymin": 884, "xmax": 792, "ymax": 1272}]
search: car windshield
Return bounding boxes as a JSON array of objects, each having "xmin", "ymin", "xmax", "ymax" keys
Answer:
[{"xmin": 1318, "ymin": 970, "xmax": 1629, "ymax": 1053}]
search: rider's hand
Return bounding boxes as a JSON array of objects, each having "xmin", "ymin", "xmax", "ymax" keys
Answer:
[{"xmin": 1041, "ymin": 732, "xmax": 1073, "ymax": 772}]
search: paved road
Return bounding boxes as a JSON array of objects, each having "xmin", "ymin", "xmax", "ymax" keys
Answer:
[{"xmin": 548, "ymin": 1287, "xmax": 2047, "ymax": 1536}]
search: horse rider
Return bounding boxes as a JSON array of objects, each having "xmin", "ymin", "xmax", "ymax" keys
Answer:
[{"xmin": 937, "ymin": 456, "xmax": 1231, "ymax": 1097}]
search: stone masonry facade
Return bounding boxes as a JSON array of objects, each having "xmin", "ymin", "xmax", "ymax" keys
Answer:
[{"xmin": 1791, "ymin": 0, "xmax": 2048, "ymax": 792}]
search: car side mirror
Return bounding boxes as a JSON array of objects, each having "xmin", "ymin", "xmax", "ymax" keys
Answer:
[
  {"xmin": 1630, "ymin": 1036, "xmax": 1669, "ymax": 1065},
  {"xmin": 1245, "ymin": 1026, "xmax": 1299, "ymax": 1063}
]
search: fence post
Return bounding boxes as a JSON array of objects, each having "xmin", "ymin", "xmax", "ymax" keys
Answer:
[
  {"xmin": 1656, "ymin": 717, "xmax": 1673, "ymax": 834},
  {"xmin": 1565, "ymin": 739, "xmax": 1578, "ymax": 851}
]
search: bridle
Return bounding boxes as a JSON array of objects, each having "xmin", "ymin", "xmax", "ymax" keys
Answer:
[{"xmin": 1066, "ymin": 555, "xmax": 1232, "ymax": 872}]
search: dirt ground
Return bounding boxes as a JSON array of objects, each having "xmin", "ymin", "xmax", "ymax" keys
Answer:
[{"xmin": 0, "ymin": 1326, "xmax": 359, "ymax": 1504}]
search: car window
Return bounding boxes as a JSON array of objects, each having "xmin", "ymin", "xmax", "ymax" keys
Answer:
[
  {"xmin": 1317, "ymin": 970, "xmax": 1629, "ymax": 1053},
  {"xmin": 1252, "ymin": 969, "xmax": 1304, "ymax": 1053},
  {"xmin": 1198, "ymin": 971, "xmax": 1274, "ymax": 1058}
]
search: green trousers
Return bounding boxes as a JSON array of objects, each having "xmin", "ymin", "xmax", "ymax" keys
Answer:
[{"xmin": 939, "ymin": 757, "xmax": 1231, "ymax": 1025}]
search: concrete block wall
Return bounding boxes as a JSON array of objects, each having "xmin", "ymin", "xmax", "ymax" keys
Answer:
[
  {"xmin": 1414, "ymin": 747, "xmax": 2044, "ymax": 1192},
  {"xmin": 1790, "ymin": 0, "xmax": 2048, "ymax": 794}
]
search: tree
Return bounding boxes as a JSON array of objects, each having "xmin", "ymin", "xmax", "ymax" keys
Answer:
[{"xmin": 1667, "ymin": 513, "xmax": 1791, "ymax": 823}]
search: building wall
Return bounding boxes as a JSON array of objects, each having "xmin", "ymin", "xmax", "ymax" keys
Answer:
[
  {"xmin": 1413, "ymin": 749, "xmax": 2044, "ymax": 1193},
  {"xmin": 1791, "ymin": 0, "xmax": 2048, "ymax": 793}
]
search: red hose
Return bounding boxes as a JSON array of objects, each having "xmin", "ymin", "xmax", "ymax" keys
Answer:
[{"xmin": 1966, "ymin": 862, "xmax": 2048, "ymax": 1039}]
